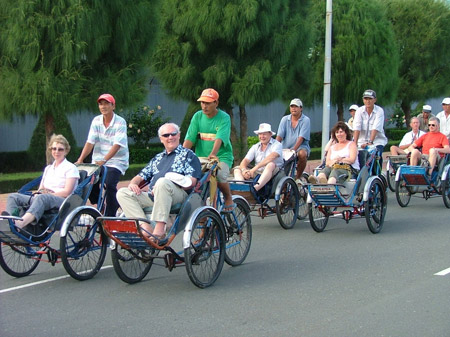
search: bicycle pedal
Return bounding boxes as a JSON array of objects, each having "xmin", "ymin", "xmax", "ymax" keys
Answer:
[{"xmin": 164, "ymin": 253, "xmax": 176, "ymax": 271}]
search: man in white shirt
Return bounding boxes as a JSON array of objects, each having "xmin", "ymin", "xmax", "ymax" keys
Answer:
[
  {"xmin": 390, "ymin": 117, "xmax": 426, "ymax": 155},
  {"xmin": 353, "ymin": 89, "xmax": 388, "ymax": 150},
  {"xmin": 436, "ymin": 97, "xmax": 450, "ymax": 142}
]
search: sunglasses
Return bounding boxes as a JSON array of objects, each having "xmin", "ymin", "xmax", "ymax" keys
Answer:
[
  {"xmin": 160, "ymin": 132, "xmax": 178, "ymax": 138},
  {"xmin": 50, "ymin": 147, "xmax": 65, "ymax": 152},
  {"xmin": 428, "ymin": 124, "xmax": 436, "ymax": 127}
]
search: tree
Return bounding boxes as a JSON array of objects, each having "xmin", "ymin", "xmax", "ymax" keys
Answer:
[
  {"xmin": 152, "ymin": 0, "xmax": 313, "ymax": 160},
  {"xmin": 307, "ymin": 0, "xmax": 400, "ymax": 121},
  {"xmin": 385, "ymin": 0, "xmax": 450, "ymax": 126},
  {"xmin": 0, "ymin": 0, "xmax": 160, "ymax": 164}
]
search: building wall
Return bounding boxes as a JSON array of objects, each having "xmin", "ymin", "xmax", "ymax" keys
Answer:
[{"xmin": 0, "ymin": 82, "xmax": 446, "ymax": 152}]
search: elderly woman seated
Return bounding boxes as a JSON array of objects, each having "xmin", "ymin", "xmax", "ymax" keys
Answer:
[
  {"xmin": 309, "ymin": 121, "xmax": 359, "ymax": 184},
  {"xmin": 234, "ymin": 123, "xmax": 283, "ymax": 192}
]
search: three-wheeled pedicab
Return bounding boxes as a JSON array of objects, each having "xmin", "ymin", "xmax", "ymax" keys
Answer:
[
  {"xmin": 228, "ymin": 149, "xmax": 308, "ymax": 230},
  {"xmin": 307, "ymin": 146, "xmax": 388, "ymax": 234},
  {"xmin": 395, "ymin": 154, "xmax": 450, "ymax": 208},
  {"xmin": 0, "ymin": 164, "xmax": 108, "ymax": 280},
  {"xmin": 75, "ymin": 160, "xmax": 251, "ymax": 288}
]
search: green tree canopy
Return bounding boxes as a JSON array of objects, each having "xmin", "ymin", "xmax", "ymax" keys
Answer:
[
  {"xmin": 152, "ymin": 0, "xmax": 313, "ymax": 158},
  {"xmin": 385, "ymin": 0, "xmax": 450, "ymax": 124},
  {"xmin": 0, "ymin": 0, "xmax": 160, "ymax": 163},
  {"xmin": 307, "ymin": 0, "xmax": 400, "ymax": 121}
]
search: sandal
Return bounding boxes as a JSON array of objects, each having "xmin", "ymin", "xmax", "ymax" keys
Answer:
[{"xmin": 221, "ymin": 203, "xmax": 236, "ymax": 214}]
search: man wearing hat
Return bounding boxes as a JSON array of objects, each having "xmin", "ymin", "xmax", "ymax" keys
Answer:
[
  {"xmin": 417, "ymin": 104, "xmax": 435, "ymax": 132},
  {"xmin": 436, "ymin": 97, "xmax": 450, "ymax": 141},
  {"xmin": 347, "ymin": 104, "xmax": 358, "ymax": 130},
  {"xmin": 276, "ymin": 98, "xmax": 311, "ymax": 182},
  {"xmin": 234, "ymin": 123, "xmax": 283, "ymax": 192},
  {"xmin": 117, "ymin": 123, "xmax": 202, "ymax": 241},
  {"xmin": 183, "ymin": 88, "xmax": 234, "ymax": 212},
  {"xmin": 353, "ymin": 89, "xmax": 388, "ymax": 157},
  {"xmin": 76, "ymin": 93, "xmax": 129, "ymax": 216}
]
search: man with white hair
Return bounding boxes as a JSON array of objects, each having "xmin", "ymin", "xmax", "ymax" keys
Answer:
[
  {"xmin": 436, "ymin": 97, "xmax": 450, "ymax": 141},
  {"xmin": 407, "ymin": 117, "xmax": 450, "ymax": 177},
  {"xmin": 390, "ymin": 117, "xmax": 426, "ymax": 155}
]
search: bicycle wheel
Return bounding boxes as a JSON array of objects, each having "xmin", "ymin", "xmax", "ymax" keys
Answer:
[
  {"xmin": 308, "ymin": 204, "xmax": 329, "ymax": 232},
  {"xmin": 365, "ymin": 179, "xmax": 387, "ymax": 234},
  {"xmin": 223, "ymin": 198, "xmax": 252, "ymax": 266},
  {"xmin": 185, "ymin": 208, "xmax": 225, "ymax": 288},
  {"xmin": 0, "ymin": 243, "xmax": 40, "ymax": 277},
  {"xmin": 60, "ymin": 208, "xmax": 107, "ymax": 281},
  {"xmin": 111, "ymin": 244, "xmax": 155, "ymax": 284},
  {"xmin": 297, "ymin": 183, "xmax": 309, "ymax": 220},
  {"xmin": 386, "ymin": 167, "xmax": 396, "ymax": 192},
  {"xmin": 276, "ymin": 178, "xmax": 299, "ymax": 229},
  {"xmin": 442, "ymin": 175, "xmax": 450, "ymax": 208},
  {"xmin": 395, "ymin": 180, "xmax": 411, "ymax": 207}
]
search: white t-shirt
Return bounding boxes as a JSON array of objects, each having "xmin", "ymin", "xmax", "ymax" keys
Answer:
[
  {"xmin": 399, "ymin": 130, "xmax": 426, "ymax": 146},
  {"xmin": 42, "ymin": 159, "xmax": 80, "ymax": 194},
  {"xmin": 245, "ymin": 138, "xmax": 283, "ymax": 168}
]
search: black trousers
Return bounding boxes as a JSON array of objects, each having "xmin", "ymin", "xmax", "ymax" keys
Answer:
[{"xmin": 88, "ymin": 166, "xmax": 122, "ymax": 216}]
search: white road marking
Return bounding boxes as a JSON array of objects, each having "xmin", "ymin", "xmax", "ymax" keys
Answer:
[
  {"xmin": 434, "ymin": 267, "xmax": 450, "ymax": 276},
  {"xmin": 0, "ymin": 265, "xmax": 113, "ymax": 294}
]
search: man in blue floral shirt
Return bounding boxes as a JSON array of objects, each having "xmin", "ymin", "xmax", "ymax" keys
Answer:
[{"xmin": 117, "ymin": 123, "xmax": 202, "ymax": 240}]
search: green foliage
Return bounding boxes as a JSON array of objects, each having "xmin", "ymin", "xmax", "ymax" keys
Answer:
[
  {"xmin": 0, "ymin": 0, "xmax": 161, "ymax": 139},
  {"xmin": 152, "ymin": 0, "xmax": 313, "ymax": 109},
  {"xmin": 27, "ymin": 113, "xmax": 78, "ymax": 170},
  {"xmin": 384, "ymin": 0, "xmax": 450, "ymax": 114},
  {"xmin": 385, "ymin": 129, "xmax": 407, "ymax": 141},
  {"xmin": 129, "ymin": 145, "xmax": 165, "ymax": 165},
  {"xmin": 307, "ymin": 0, "xmax": 399, "ymax": 115},
  {"xmin": 123, "ymin": 105, "xmax": 170, "ymax": 148},
  {"xmin": 180, "ymin": 102, "xmax": 201, "ymax": 142}
]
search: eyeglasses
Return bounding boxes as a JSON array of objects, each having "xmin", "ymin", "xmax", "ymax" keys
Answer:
[
  {"xmin": 428, "ymin": 124, "xmax": 436, "ymax": 127},
  {"xmin": 50, "ymin": 147, "xmax": 65, "ymax": 152},
  {"xmin": 160, "ymin": 132, "xmax": 178, "ymax": 138}
]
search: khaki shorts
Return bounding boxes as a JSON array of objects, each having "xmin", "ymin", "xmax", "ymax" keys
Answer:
[{"xmin": 217, "ymin": 162, "xmax": 231, "ymax": 183}]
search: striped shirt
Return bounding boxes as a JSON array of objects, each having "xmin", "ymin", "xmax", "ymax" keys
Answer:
[{"xmin": 86, "ymin": 113, "xmax": 129, "ymax": 174}]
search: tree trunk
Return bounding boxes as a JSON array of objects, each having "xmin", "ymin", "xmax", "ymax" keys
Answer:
[
  {"xmin": 45, "ymin": 113, "xmax": 56, "ymax": 164},
  {"xmin": 225, "ymin": 107, "xmax": 239, "ymax": 166},
  {"xmin": 401, "ymin": 100, "xmax": 411, "ymax": 127},
  {"xmin": 337, "ymin": 102, "xmax": 344, "ymax": 122},
  {"xmin": 239, "ymin": 105, "xmax": 248, "ymax": 158}
]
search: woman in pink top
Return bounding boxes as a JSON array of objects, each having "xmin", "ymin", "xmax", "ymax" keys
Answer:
[{"xmin": 309, "ymin": 122, "xmax": 359, "ymax": 184}]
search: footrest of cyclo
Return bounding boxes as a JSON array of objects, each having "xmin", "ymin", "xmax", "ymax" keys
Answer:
[
  {"xmin": 101, "ymin": 218, "xmax": 149, "ymax": 250},
  {"xmin": 399, "ymin": 166, "xmax": 429, "ymax": 186},
  {"xmin": 309, "ymin": 185, "xmax": 348, "ymax": 207},
  {"xmin": 0, "ymin": 230, "xmax": 30, "ymax": 245}
]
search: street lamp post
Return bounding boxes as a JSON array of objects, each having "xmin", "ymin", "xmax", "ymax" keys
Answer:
[{"xmin": 322, "ymin": 0, "xmax": 332, "ymax": 159}]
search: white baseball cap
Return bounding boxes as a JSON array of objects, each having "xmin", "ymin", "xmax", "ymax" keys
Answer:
[
  {"xmin": 442, "ymin": 97, "xmax": 450, "ymax": 105},
  {"xmin": 349, "ymin": 104, "xmax": 358, "ymax": 111},
  {"xmin": 422, "ymin": 105, "xmax": 432, "ymax": 112},
  {"xmin": 290, "ymin": 98, "xmax": 303, "ymax": 107}
]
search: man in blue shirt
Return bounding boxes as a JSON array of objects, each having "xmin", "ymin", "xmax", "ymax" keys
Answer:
[
  {"xmin": 116, "ymin": 123, "xmax": 202, "ymax": 241},
  {"xmin": 276, "ymin": 98, "xmax": 311, "ymax": 182}
]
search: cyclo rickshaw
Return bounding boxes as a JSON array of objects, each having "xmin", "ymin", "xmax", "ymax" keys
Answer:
[
  {"xmin": 307, "ymin": 146, "xmax": 388, "ymax": 234},
  {"xmin": 385, "ymin": 154, "xmax": 408, "ymax": 192},
  {"xmin": 0, "ymin": 164, "xmax": 108, "ymax": 280},
  {"xmin": 394, "ymin": 153, "xmax": 450, "ymax": 208},
  {"xmin": 228, "ymin": 149, "xmax": 309, "ymax": 230},
  {"xmin": 71, "ymin": 159, "xmax": 251, "ymax": 288}
]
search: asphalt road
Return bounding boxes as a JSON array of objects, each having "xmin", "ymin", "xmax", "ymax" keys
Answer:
[{"xmin": 1, "ymin": 190, "xmax": 450, "ymax": 337}]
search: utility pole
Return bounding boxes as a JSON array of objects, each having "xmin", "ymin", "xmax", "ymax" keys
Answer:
[{"xmin": 321, "ymin": 0, "xmax": 332, "ymax": 158}]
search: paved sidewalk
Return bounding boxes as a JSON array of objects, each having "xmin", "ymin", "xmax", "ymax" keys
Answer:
[{"xmin": 0, "ymin": 154, "xmax": 389, "ymax": 211}]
